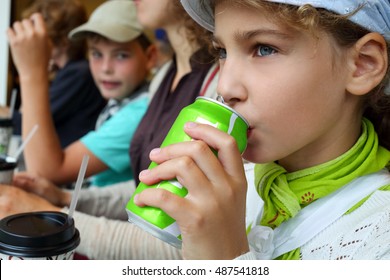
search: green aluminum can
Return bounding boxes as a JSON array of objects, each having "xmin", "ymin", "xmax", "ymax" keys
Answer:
[{"xmin": 126, "ymin": 96, "xmax": 249, "ymax": 248}]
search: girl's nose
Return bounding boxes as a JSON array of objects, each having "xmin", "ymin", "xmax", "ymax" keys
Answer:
[{"xmin": 216, "ymin": 60, "xmax": 246, "ymax": 107}]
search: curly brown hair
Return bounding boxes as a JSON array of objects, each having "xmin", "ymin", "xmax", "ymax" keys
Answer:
[
  {"xmin": 213, "ymin": 0, "xmax": 390, "ymax": 149},
  {"xmin": 22, "ymin": 0, "xmax": 88, "ymax": 61},
  {"xmin": 171, "ymin": 1, "xmax": 214, "ymax": 59}
]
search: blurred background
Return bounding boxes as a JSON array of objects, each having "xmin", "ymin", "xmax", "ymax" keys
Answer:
[{"xmin": 0, "ymin": 0, "xmax": 106, "ymax": 106}]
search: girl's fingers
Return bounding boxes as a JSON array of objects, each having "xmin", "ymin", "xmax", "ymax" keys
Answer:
[
  {"xmin": 139, "ymin": 154, "xmax": 214, "ymax": 197},
  {"xmin": 145, "ymin": 123, "xmax": 246, "ymax": 190},
  {"xmin": 143, "ymin": 142, "xmax": 224, "ymax": 191},
  {"xmin": 135, "ymin": 122, "xmax": 249, "ymax": 259},
  {"xmin": 184, "ymin": 122, "xmax": 246, "ymax": 180},
  {"xmin": 134, "ymin": 188, "xmax": 194, "ymax": 222}
]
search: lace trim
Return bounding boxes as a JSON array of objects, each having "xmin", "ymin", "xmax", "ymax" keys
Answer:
[{"xmin": 300, "ymin": 191, "xmax": 390, "ymax": 259}]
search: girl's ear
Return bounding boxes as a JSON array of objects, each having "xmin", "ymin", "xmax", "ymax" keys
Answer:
[{"xmin": 346, "ymin": 33, "xmax": 388, "ymax": 96}]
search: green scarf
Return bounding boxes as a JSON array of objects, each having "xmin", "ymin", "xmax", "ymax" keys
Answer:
[{"xmin": 254, "ymin": 118, "xmax": 390, "ymax": 259}]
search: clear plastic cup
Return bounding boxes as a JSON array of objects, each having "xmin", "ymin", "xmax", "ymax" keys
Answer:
[
  {"xmin": 0, "ymin": 155, "xmax": 17, "ymax": 184},
  {"xmin": 0, "ymin": 118, "xmax": 13, "ymax": 156}
]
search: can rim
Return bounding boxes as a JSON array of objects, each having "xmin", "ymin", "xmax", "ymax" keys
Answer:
[
  {"xmin": 196, "ymin": 96, "xmax": 249, "ymax": 127},
  {"xmin": 126, "ymin": 209, "xmax": 182, "ymax": 249}
]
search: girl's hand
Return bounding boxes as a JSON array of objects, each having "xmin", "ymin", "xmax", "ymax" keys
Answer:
[
  {"xmin": 0, "ymin": 184, "xmax": 60, "ymax": 219},
  {"xmin": 7, "ymin": 13, "xmax": 51, "ymax": 80},
  {"xmin": 135, "ymin": 122, "xmax": 249, "ymax": 259},
  {"xmin": 13, "ymin": 172, "xmax": 71, "ymax": 207}
]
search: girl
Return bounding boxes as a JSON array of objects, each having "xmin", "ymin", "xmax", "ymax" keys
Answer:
[
  {"xmin": 0, "ymin": 0, "xmax": 218, "ymax": 260},
  {"xmin": 133, "ymin": 0, "xmax": 390, "ymax": 259}
]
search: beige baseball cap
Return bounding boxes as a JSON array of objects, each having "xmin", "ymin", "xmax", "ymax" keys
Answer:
[{"xmin": 69, "ymin": 0, "xmax": 143, "ymax": 43}]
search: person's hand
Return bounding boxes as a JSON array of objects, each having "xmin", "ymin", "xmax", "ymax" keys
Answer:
[
  {"xmin": 0, "ymin": 184, "xmax": 60, "ymax": 219},
  {"xmin": 0, "ymin": 106, "xmax": 10, "ymax": 118},
  {"xmin": 7, "ymin": 13, "xmax": 51, "ymax": 80},
  {"xmin": 135, "ymin": 122, "xmax": 249, "ymax": 259},
  {"xmin": 12, "ymin": 172, "xmax": 71, "ymax": 207}
]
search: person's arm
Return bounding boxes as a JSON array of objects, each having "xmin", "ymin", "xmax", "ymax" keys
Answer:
[
  {"xmin": 0, "ymin": 106, "xmax": 10, "ymax": 117},
  {"xmin": 13, "ymin": 172, "xmax": 133, "ymax": 220},
  {"xmin": 7, "ymin": 14, "xmax": 107, "ymax": 185},
  {"xmin": 135, "ymin": 122, "xmax": 250, "ymax": 260},
  {"xmin": 0, "ymin": 183, "xmax": 182, "ymax": 260},
  {"xmin": 70, "ymin": 210, "xmax": 183, "ymax": 260},
  {"xmin": 75, "ymin": 181, "xmax": 135, "ymax": 220},
  {"xmin": 0, "ymin": 184, "xmax": 61, "ymax": 218}
]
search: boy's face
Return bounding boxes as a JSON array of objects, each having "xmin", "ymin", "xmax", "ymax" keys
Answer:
[
  {"xmin": 213, "ymin": 2, "xmax": 358, "ymax": 171},
  {"xmin": 87, "ymin": 38, "xmax": 152, "ymax": 101}
]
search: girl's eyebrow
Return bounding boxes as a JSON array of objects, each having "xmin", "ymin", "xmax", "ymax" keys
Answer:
[
  {"xmin": 213, "ymin": 28, "xmax": 293, "ymax": 44},
  {"xmin": 235, "ymin": 29, "xmax": 292, "ymax": 41}
]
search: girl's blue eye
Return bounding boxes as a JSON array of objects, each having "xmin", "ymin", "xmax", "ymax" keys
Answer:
[
  {"xmin": 257, "ymin": 45, "xmax": 276, "ymax": 57},
  {"xmin": 218, "ymin": 48, "xmax": 227, "ymax": 59}
]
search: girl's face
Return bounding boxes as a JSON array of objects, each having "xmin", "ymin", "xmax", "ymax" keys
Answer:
[
  {"xmin": 88, "ymin": 39, "xmax": 153, "ymax": 101},
  {"xmin": 133, "ymin": 0, "xmax": 173, "ymax": 29},
  {"xmin": 214, "ymin": 2, "xmax": 359, "ymax": 171}
]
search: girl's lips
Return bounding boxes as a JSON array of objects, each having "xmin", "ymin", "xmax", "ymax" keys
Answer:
[{"xmin": 247, "ymin": 127, "xmax": 253, "ymax": 139}]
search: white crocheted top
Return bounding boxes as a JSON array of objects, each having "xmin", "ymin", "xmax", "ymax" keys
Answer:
[
  {"xmin": 300, "ymin": 190, "xmax": 390, "ymax": 260},
  {"xmin": 238, "ymin": 190, "xmax": 390, "ymax": 260}
]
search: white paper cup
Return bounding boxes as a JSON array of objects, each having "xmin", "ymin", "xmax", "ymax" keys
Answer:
[{"xmin": 0, "ymin": 211, "xmax": 80, "ymax": 260}]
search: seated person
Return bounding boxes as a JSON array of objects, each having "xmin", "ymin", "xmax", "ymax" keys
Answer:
[
  {"xmin": 2, "ymin": 0, "xmax": 106, "ymax": 148},
  {"xmin": 7, "ymin": 0, "xmax": 157, "ymax": 187},
  {"xmin": 0, "ymin": 0, "xmax": 218, "ymax": 260},
  {"xmin": 7, "ymin": 0, "xmax": 388, "ymax": 261}
]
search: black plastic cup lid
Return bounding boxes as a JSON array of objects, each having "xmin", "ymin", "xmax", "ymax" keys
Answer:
[
  {"xmin": 0, "ymin": 155, "xmax": 17, "ymax": 170},
  {"xmin": 0, "ymin": 211, "xmax": 80, "ymax": 257}
]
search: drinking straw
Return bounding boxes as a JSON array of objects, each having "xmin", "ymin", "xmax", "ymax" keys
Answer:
[
  {"xmin": 8, "ymin": 89, "xmax": 17, "ymax": 118},
  {"xmin": 68, "ymin": 155, "xmax": 89, "ymax": 221},
  {"xmin": 12, "ymin": 124, "xmax": 39, "ymax": 160}
]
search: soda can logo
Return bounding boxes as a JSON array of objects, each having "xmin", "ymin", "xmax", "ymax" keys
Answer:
[{"xmin": 126, "ymin": 96, "xmax": 248, "ymax": 248}]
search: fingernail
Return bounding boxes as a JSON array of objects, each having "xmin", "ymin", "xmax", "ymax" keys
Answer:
[
  {"xmin": 139, "ymin": 169, "xmax": 150, "ymax": 178},
  {"xmin": 150, "ymin": 148, "xmax": 161, "ymax": 156},
  {"xmin": 185, "ymin": 122, "xmax": 198, "ymax": 129}
]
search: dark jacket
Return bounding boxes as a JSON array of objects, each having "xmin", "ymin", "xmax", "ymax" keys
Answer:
[{"xmin": 13, "ymin": 59, "xmax": 106, "ymax": 147}]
